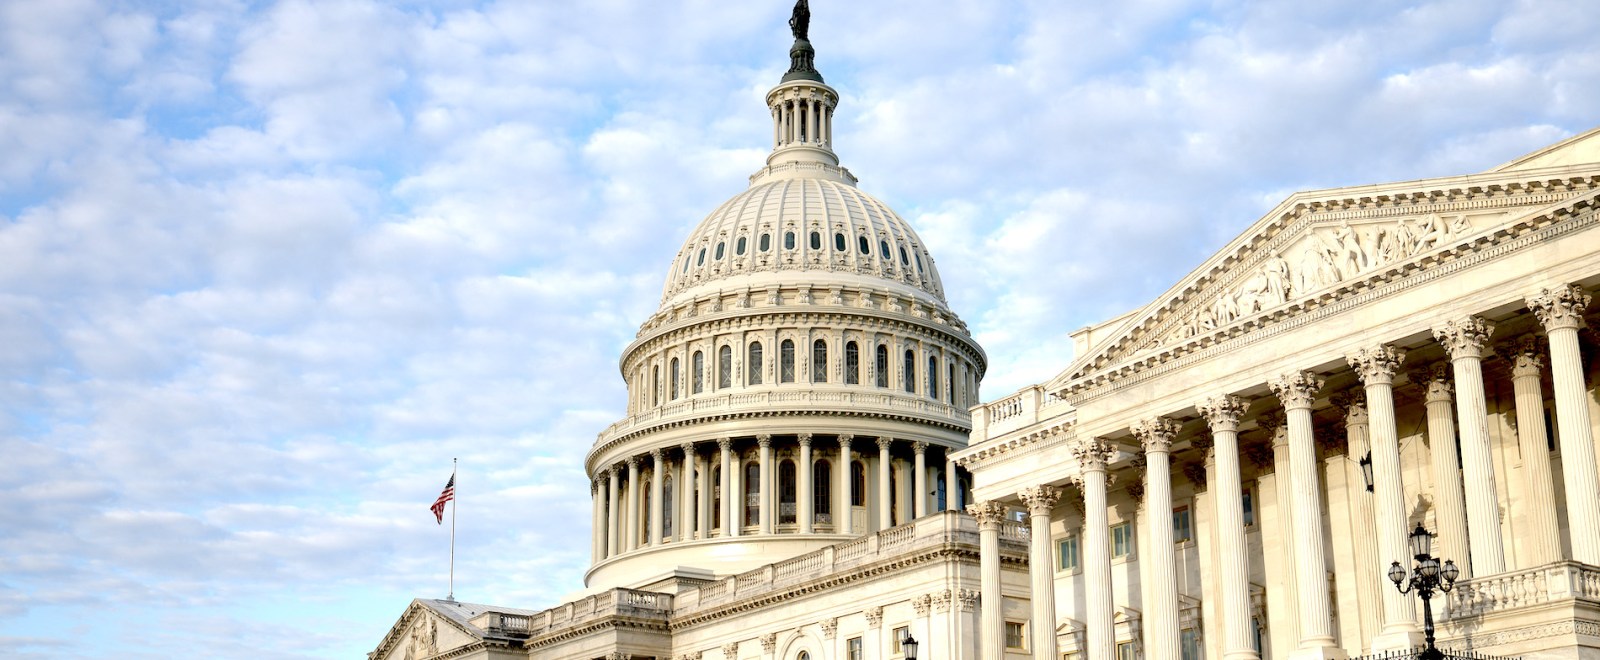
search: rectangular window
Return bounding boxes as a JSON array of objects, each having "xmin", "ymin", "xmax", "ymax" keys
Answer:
[
  {"xmin": 1111, "ymin": 522, "xmax": 1134, "ymax": 558},
  {"xmin": 1242, "ymin": 487, "xmax": 1255, "ymax": 527},
  {"xmin": 848, "ymin": 636, "xmax": 863, "ymax": 660},
  {"xmin": 893, "ymin": 626, "xmax": 910, "ymax": 654},
  {"xmin": 1181, "ymin": 628, "xmax": 1200, "ymax": 660},
  {"xmin": 1116, "ymin": 641, "xmax": 1138, "ymax": 660},
  {"xmin": 1005, "ymin": 621, "xmax": 1026, "ymax": 650},
  {"xmin": 1057, "ymin": 536, "xmax": 1079, "ymax": 571},
  {"xmin": 1173, "ymin": 505, "xmax": 1193, "ymax": 544}
]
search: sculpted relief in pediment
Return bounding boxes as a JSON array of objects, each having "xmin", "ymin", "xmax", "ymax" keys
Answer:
[
  {"xmin": 1160, "ymin": 211, "xmax": 1483, "ymax": 346},
  {"xmin": 404, "ymin": 616, "xmax": 438, "ymax": 660}
]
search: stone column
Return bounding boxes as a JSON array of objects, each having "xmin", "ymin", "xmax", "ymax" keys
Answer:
[
  {"xmin": 607, "ymin": 465, "xmax": 620, "ymax": 556},
  {"xmin": 1349, "ymin": 345, "xmax": 1423, "ymax": 649},
  {"xmin": 1260, "ymin": 410, "xmax": 1302, "ymax": 646},
  {"xmin": 1197, "ymin": 395, "xmax": 1259, "ymax": 660},
  {"xmin": 697, "ymin": 451, "xmax": 711, "ymax": 539},
  {"xmin": 1434, "ymin": 316, "xmax": 1505, "ymax": 575},
  {"xmin": 1418, "ymin": 365, "xmax": 1471, "ymax": 574},
  {"xmin": 650, "ymin": 449, "xmax": 665, "ymax": 546},
  {"xmin": 591, "ymin": 480, "xmax": 602, "ymax": 562},
  {"xmin": 1507, "ymin": 336, "xmax": 1562, "ymax": 566},
  {"xmin": 914, "ymin": 442, "xmax": 929, "ymax": 518},
  {"xmin": 1074, "ymin": 438, "xmax": 1117, "ymax": 660},
  {"xmin": 758, "ymin": 434, "xmax": 773, "ymax": 535},
  {"xmin": 1269, "ymin": 370, "xmax": 1343, "ymax": 658},
  {"xmin": 799, "ymin": 433, "xmax": 815, "ymax": 534},
  {"xmin": 1133, "ymin": 417, "xmax": 1181, "ymax": 660},
  {"xmin": 627, "ymin": 456, "xmax": 642, "ymax": 551},
  {"xmin": 968, "ymin": 500, "xmax": 1007, "ymax": 660},
  {"xmin": 680, "ymin": 443, "xmax": 696, "ymax": 542},
  {"xmin": 877, "ymin": 437, "xmax": 893, "ymax": 530},
  {"xmin": 1528, "ymin": 285, "xmax": 1600, "ymax": 565},
  {"xmin": 1020, "ymin": 485, "xmax": 1061, "ymax": 659},
  {"xmin": 837, "ymin": 435, "xmax": 853, "ymax": 534},
  {"xmin": 1334, "ymin": 389, "xmax": 1382, "ymax": 651},
  {"xmin": 719, "ymin": 437, "xmax": 737, "ymax": 538},
  {"xmin": 945, "ymin": 455, "xmax": 960, "ymax": 511}
]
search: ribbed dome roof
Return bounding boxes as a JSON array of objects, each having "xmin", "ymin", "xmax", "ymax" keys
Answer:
[{"xmin": 661, "ymin": 175, "xmax": 946, "ymax": 308}]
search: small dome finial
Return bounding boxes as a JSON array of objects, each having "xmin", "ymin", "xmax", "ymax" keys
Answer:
[{"xmin": 783, "ymin": 0, "xmax": 822, "ymax": 83}]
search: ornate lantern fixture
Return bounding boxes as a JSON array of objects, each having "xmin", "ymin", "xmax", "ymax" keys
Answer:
[{"xmin": 1389, "ymin": 524, "xmax": 1461, "ymax": 660}]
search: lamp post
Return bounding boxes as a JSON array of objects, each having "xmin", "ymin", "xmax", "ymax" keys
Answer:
[
  {"xmin": 1358, "ymin": 451, "xmax": 1375, "ymax": 492},
  {"xmin": 901, "ymin": 635, "xmax": 918, "ymax": 660},
  {"xmin": 1388, "ymin": 524, "xmax": 1461, "ymax": 660}
]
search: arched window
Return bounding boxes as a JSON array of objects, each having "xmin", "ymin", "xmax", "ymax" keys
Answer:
[
  {"xmin": 682, "ymin": 257, "xmax": 690, "ymax": 273},
  {"xmin": 915, "ymin": 251, "xmax": 924, "ymax": 271},
  {"xmin": 812, "ymin": 339, "xmax": 827, "ymax": 383},
  {"xmin": 880, "ymin": 239, "xmax": 891, "ymax": 259},
  {"xmin": 780, "ymin": 339, "xmax": 796, "ymax": 383},
  {"xmin": 748, "ymin": 342, "xmax": 764, "ymax": 385},
  {"xmin": 697, "ymin": 248, "xmax": 706, "ymax": 266},
  {"xmin": 927, "ymin": 355, "xmax": 939, "ymax": 399},
  {"xmin": 779, "ymin": 460, "xmax": 797, "ymax": 525},
  {"xmin": 859, "ymin": 236, "xmax": 871, "ymax": 254},
  {"xmin": 760, "ymin": 234, "xmax": 772, "ymax": 252},
  {"xmin": 692, "ymin": 351, "xmax": 705, "ymax": 394},
  {"xmin": 653, "ymin": 365, "xmax": 661, "ymax": 404},
  {"xmin": 736, "ymin": 236, "xmax": 747, "ymax": 255},
  {"xmin": 744, "ymin": 462, "xmax": 760, "ymax": 526},
  {"xmin": 784, "ymin": 231, "xmax": 796, "ymax": 250},
  {"xmin": 715, "ymin": 242, "xmax": 725, "ymax": 260},
  {"xmin": 834, "ymin": 232, "xmax": 847, "ymax": 251},
  {"xmin": 845, "ymin": 341, "xmax": 859, "ymax": 385},
  {"xmin": 800, "ymin": 652, "xmax": 810, "ymax": 660},
  {"xmin": 903, "ymin": 349, "xmax": 916, "ymax": 393},
  {"xmin": 640, "ymin": 476, "xmax": 652, "ymax": 541},
  {"xmin": 899, "ymin": 246, "xmax": 910, "ymax": 265},
  {"xmin": 851, "ymin": 461, "xmax": 866, "ymax": 506},
  {"xmin": 814, "ymin": 459, "xmax": 832, "ymax": 521},
  {"xmin": 663, "ymin": 473, "xmax": 674, "ymax": 539},
  {"xmin": 809, "ymin": 231, "xmax": 822, "ymax": 250},
  {"xmin": 947, "ymin": 363, "xmax": 956, "ymax": 404},
  {"xmin": 712, "ymin": 465, "xmax": 723, "ymax": 530},
  {"xmin": 670, "ymin": 357, "xmax": 680, "ymax": 399},
  {"xmin": 875, "ymin": 345, "xmax": 889, "ymax": 388},
  {"xmin": 718, "ymin": 345, "xmax": 732, "ymax": 388}
]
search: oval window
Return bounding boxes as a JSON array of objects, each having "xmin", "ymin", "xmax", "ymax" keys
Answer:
[
  {"xmin": 785, "ymin": 231, "xmax": 796, "ymax": 250},
  {"xmin": 899, "ymin": 247, "xmax": 909, "ymax": 265},
  {"xmin": 736, "ymin": 237, "xmax": 748, "ymax": 255},
  {"xmin": 834, "ymin": 233, "xmax": 846, "ymax": 251},
  {"xmin": 915, "ymin": 252, "xmax": 924, "ymax": 270},
  {"xmin": 880, "ymin": 240, "xmax": 891, "ymax": 258},
  {"xmin": 697, "ymin": 248, "xmax": 706, "ymax": 265},
  {"xmin": 809, "ymin": 231, "xmax": 821, "ymax": 250},
  {"xmin": 760, "ymin": 234, "xmax": 772, "ymax": 252},
  {"xmin": 682, "ymin": 257, "xmax": 690, "ymax": 273},
  {"xmin": 859, "ymin": 236, "xmax": 871, "ymax": 254},
  {"xmin": 715, "ymin": 242, "xmax": 725, "ymax": 260}
]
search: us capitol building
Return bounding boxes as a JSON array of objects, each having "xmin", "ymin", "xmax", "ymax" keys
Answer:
[{"xmin": 369, "ymin": 5, "xmax": 1600, "ymax": 659}]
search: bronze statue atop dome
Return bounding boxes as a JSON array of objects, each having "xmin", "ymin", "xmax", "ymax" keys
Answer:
[
  {"xmin": 782, "ymin": 0, "xmax": 822, "ymax": 82},
  {"xmin": 789, "ymin": 0, "xmax": 810, "ymax": 41}
]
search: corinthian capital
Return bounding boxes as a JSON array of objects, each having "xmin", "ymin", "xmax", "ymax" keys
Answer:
[
  {"xmin": 1421, "ymin": 363, "xmax": 1454, "ymax": 403},
  {"xmin": 1269, "ymin": 370, "xmax": 1326, "ymax": 410},
  {"xmin": 1019, "ymin": 485, "xmax": 1061, "ymax": 515},
  {"xmin": 1132, "ymin": 417, "xmax": 1180, "ymax": 453},
  {"xmin": 966, "ymin": 500, "xmax": 1009, "ymax": 528},
  {"xmin": 1331, "ymin": 389, "xmax": 1368, "ymax": 426},
  {"xmin": 1348, "ymin": 344, "xmax": 1406, "ymax": 385},
  {"xmin": 717, "ymin": 436, "xmax": 733, "ymax": 451},
  {"xmin": 797, "ymin": 433, "xmax": 813, "ymax": 447},
  {"xmin": 1196, "ymin": 394, "xmax": 1247, "ymax": 432},
  {"xmin": 756, "ymin": 434, "xmax": 773, "ymax": 448},
  {"xmin": 1434, "ymin": 315, "xmax": 1496, "ymax": 360},
  {"xmin": 876, "ymin": 436, "xmax": 894, "ymax": 451},
  {"xmin": 1526, "ymin": 284, "xmax": 1591, "ymax": 332},
  {"xmin": 1071, "ymin": 437, "xmax": 1116, "ymax": 471},
  {"xmin": 1509, "ymin": 335, "xmax": 1546, "ymax": 379}
]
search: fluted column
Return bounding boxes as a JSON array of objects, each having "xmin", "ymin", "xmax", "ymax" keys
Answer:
[
  {"xmin": 1074, "ymin": 438, "xmax": 1117, "ymax": 660},
  {"xmin": 945, "ymin": 455, "xmax": 960, "ymax": 511},
  {"xmin": 680, "ymin": 443, "xmax": 696, "ymax": 542},
  {"xmin": 627, "ymin": 456, "xmax": 642, "ymax": 551},
  {"xmin": 1131, "ymin": 417, "xmax": 1181, "ymax": 659},
  {"xmin": 1419, "ymin": 365, "xmax": 1470, "ymax": 572},
  {"xmin": 650, "ymin": 449, "xmax": 665, "ymax": 545},
  {"xmin": 697, "ymin": 451, "xmax": 711, "ymax": 539},
  {"xmin": 799, "ymin": 433, "xmax": 815, "ymax": 534},
  {"xmin": 913, "ymin": 442, "xmax": 929, "ymax": 518},
  {"xmin": 1529, "ymin": 285, "xmax": 1600, "ymax": 564},
  {"xmin": 1197, "ymin": 395, "xmax": 1258, "ymax": 660},
  {"xmin": 877, "ymin": 437, "xmax": 893, "ymax": 530},
  {"xmin": 1269, "ymin": 370, "xmax": 1343, "ymax": 658},
  {"xmin": 591, "ymin": 480, "xmax": 602, "ymax": 562},
  {"xmin": 1020, "ymin": 485, "xmax": 1062, "ymax": 660},
  {"xmin": 1334, "ymin": 389, "xmax": 1382, "ymax": 650},
  {"xmin": 837, "ymin": 435, "xmax": 853, "ymax": 534},
  {"xmin": 1506, "ymin": 337, "xmax": 1562, "ymax": 565},
  {"xmin": 1349, "ymin": 345, "xmax": 1422, "ymax": 649},
  {"xmin": 719, "ymin": 437, "xmax": 737, "ymax": 538},
  {"xmin": 607, "ymin": 465, "xmax": 620, "ymax": 556},
  {"xmin": 968, "ymin": 500, "xmax": 1007, "ymax": 660},
  {"xmin": 1260, "ymin": 410, "xmax": 1302, "ymax": 645},
  {"xmin": 1434, "ymin": 316, "xmax": 1505, "ymax": 575},
  {"xmin": 758, "ymin": 434, "xmax": 773, "ymax": 535}
]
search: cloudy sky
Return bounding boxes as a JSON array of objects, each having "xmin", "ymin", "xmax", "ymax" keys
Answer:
[{"xmin": 1, "ymin": 0, "xmax": 1595, "ymax": 657}]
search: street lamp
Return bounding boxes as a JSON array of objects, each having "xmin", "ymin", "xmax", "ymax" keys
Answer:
[
  {"xmin": 901, "ymin": 635, "xmax": 918, "ymax": 660},
  {"xmin": 1358, "ymin": 451, "xmax": 1375, "ymax": 492},
  {"xmin": 1389, "ymin": 524, "xmax": 1461, "ymax": 660}
]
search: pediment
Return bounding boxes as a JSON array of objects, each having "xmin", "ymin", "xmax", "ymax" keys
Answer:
[
  {"xmin": 1050, "ymin": 165, "xmax": 1600, "ymax": 397},
  {"xmin": 1491, "ymin": 126, "xmax": 1600, "ymax": 173},
  {"xmin": 369, "ymin": 599, "xmax": 488, "ymax": 660}
]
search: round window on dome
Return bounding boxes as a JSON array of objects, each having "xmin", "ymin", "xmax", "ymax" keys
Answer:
[
  {"xmin": 809, "ymin": 232, "xmax": 821, "ymax": 250},
  {"xmin": 859, "ymin": 236, "xmax": 871, "ymax": 254},
  {"xmin": 880, "ymin": 240, "xmax": 891, "ymax": 258},
  {"xmin": 760, "ymin": 234, "xmax": 772, "ymax": 252},
  {"xmin": 785, "ymin": 232, "xmax": 796, "ymax": 250},
  {"xmin": 715, "ymin": 242, "xmax": 725, "ymax": 260},
  {"xmin": 899, "ymin": 247, "xmax": 909, "ymax": 265},
  {"xmin": 697, "ymin": 248, "xmax": 706, "ymax": 266},
  {"xmin": 834, "ymin": 233, "xmax": 846, "ymax": 251},
  {"xmin": 736, "ymin": 237, "xmax": 747, "ymax": 255}
]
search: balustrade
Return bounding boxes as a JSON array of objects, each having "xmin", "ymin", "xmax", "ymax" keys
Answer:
[{"xmin": 1446, "ymin": 561, "xmax": 1600, "ymax": 620}]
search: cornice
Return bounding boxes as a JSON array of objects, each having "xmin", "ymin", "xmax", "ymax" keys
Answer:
[{"xmin": 955, "ymin": 420, "xmax": 1076, "ymax": 470}]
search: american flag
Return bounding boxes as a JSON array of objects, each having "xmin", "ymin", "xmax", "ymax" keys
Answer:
[{"xmin": 431, "ymin": 473, "xmax": 455, "ymax": 524}]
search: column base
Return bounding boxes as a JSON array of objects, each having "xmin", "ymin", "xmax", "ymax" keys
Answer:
[
  {"xmin": 1223, "ymin": 650, "xmax": 1262, "ymax": 660},
  {"xmin": 1287, "ymin": 644, "xmax": 1348, "ymax": 660},
  {"xmin": 1371, "ymin": 628, "xmax": 1424, "ymax": 652}
]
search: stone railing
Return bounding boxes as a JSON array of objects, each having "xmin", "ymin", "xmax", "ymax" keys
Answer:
[
  {"xmin": 1000, "ymin": 520, "xmax": 1030, "ymax": 550},
  {"xmin": 597, "ymin": 389, "xmax": 968, "ymax": 446},
  {"xmin": 1445, "ymin": 560, "xmax": 1600, "ymax": 620},
  {"xmin": 512, "ymin": 587, "xmax": 675, "ymax": 639},
  {"xmin": 473, "ymin": 611, "xmax": 531, "ymax": 636},
  {"xmin": 970, "ymin": 384, "xmax": 1074, "ymax": 441}
]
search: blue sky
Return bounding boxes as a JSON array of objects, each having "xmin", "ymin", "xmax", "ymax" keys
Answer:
[{"xmin": 1, "ymin": 0, "xmax": 1595, "ymax": 657}]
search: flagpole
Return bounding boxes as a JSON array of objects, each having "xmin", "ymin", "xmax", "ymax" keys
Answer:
[{"xmin": 449, "ymin": 457, "xmax": 457, "ymax": 602}]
